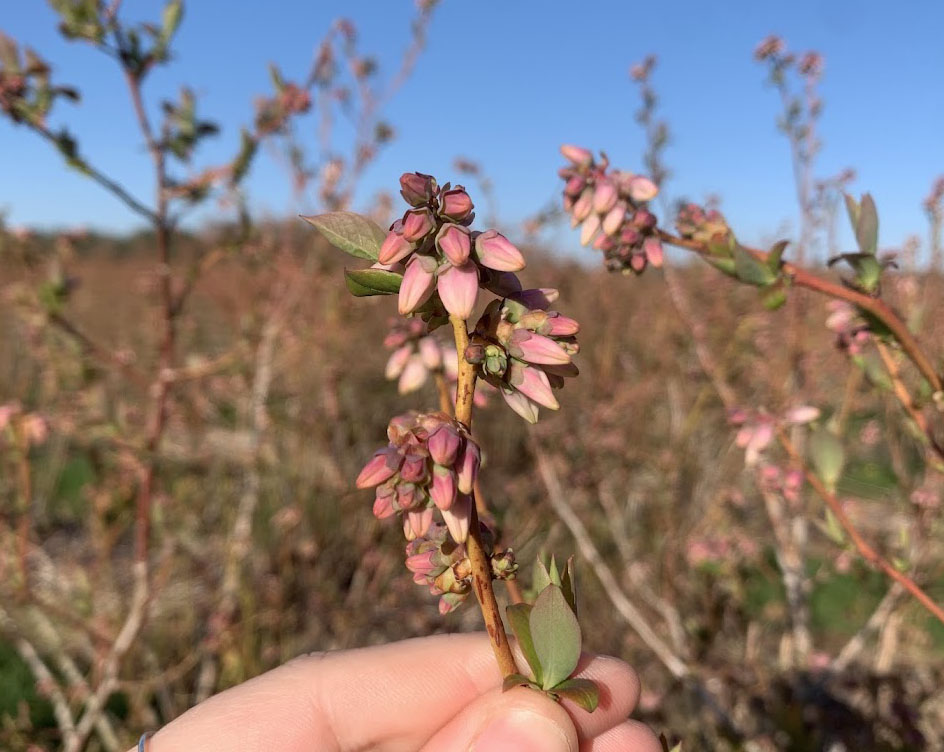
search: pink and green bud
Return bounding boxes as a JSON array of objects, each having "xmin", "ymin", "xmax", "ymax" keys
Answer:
[
  {"xmin": 399, "ymin": 453, "xmax": 428, "ymax": 483},
  {"xmin": 571, "ymin": 189, "xmax": 593, "ymax": 224},
  {"xmin": 428, "ymin": 425, "xmax": 461, "ymax": 466},
  {"xmin": 372, "ymin": 486, "xmax": 397, "ymax": 519},
  {"xmin": 509, "ymin": 330, "xmax": 571, "ymax": 365},
  {"xmin": 563, "ymin": 175, "xmax": 586, "ymax": 197},
  {"xmin": 436, "ymin": 223, "xmax": 471, "ymax": 266},
  {"xmin": 399, "ymin": 172, "xmax": 436, "ymax": 206},
  {"xmin": 397, "ymin": 482, "xmax": 418, "ymax": 510},
  {"xmin": 356, "ymin": 447, "xmax": 400, "ymax": 488},
  {"xmin": 398, "ymin": 255, "xmax": 436, "ymax": 314},
  {"xmin": 593, "ymin": 180, "xmax": 618, "ymax": 213},
  {"xmin": 456, "ymin": 441, "xmax": 480, "ymax": 495},
  {"xmin": 402, "ymin": 207, "xmax": 435, "ymax": 242},
  {"xmin": 436, "ymin": 262, "xmax": 479, "ymax": 319},
  {"xmin": 378, "ymin": 229, "xmax": 414, "ymax": 265},
  {"xmin": 442, "ymin": 494, "xmax": 471, "ymax": 543},
  {"xmin": 560, "ymin": 144, "xmax": 593, "ymax": 168},
  {"xmin": 509, "ymin": 360, "xmax": 559, "ymax": 410},
  {"xmin": 438, "ymin": 592, "xmax": 465, "ymax": 615},
  {"xmin": 544, "ymin": 313, "xmax": 580, "ymax": 337},
  {"xmin": 430, "ymin": 465, "xmax": 457, "ymax": 510},
  {"xmin": 474, "ymin": 230, "xmax": 526, "ymax": 272},
  {"xmin": 629, "ymin": 176, "xmax": 659, "ymax": 202},
  {"xmin": 629, "ymin": 253, "xmax": 647, "ymax": 273},
  {"xmin": 398, "ymin": 355, "xmax": 428, "ymax": 394},
  {"xmin": 405, "ymin": 548, "xmax": 442, "ymax": 578},
  {"xmin": 440, "ymin": 187, "xmax": 474, "ymax": 221},
  {"xmin": 418, "ymin": 337, "xmax": 442, "ymax": 370},
  {"xmin": 580, "ymin": 212, "xmax": 601, "ymax": 246}
]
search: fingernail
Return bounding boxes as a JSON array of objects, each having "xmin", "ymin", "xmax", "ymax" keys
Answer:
[{"xmin": 470, "ymin": 710, "xmax": 572, "ymax": 752}]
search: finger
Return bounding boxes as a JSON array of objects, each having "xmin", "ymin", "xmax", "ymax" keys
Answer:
[
  {"xmin": 561, "ymin": 652, "xmax": 642, "ymax": 738},
  {"xmin": 579, "ymin": 720, "xmax": 664, "ymax": 752},
  {"xmin": 420, "ymin": 686, "xmax": 579, "ymax": 752}
]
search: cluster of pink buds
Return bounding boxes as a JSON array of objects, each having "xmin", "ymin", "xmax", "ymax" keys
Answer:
[
  {"xmin": 558, "ymin": 145, "xmax": 663, "ymax": 274},
  {"xmin": 356, "ymin": 411, "xmax": 481, "ymax": 543},
  {"xmin": 728, "ymin": 405, "xmax": 819, "ymax": 466},
  {"xmin": 674, "ymin": 203, "xmax": 733, "ymax": 248},
  {"xmin": 380, "ymin": 172, "xmax": 527, "ymax": 319},
  {"xmin": 466, "ymin": 289, "xmax": 579, "ymax": 423},
  {"xmin": 758, "ymin": 465, "xmax": 804, "ymax": 504},
  {"xmin": 825, "ymin": 301, "xmax": 870, "ymax": 355},
  {"xmin": 405, "ymin": 523, "xmax": 517, "ymax": 614}
]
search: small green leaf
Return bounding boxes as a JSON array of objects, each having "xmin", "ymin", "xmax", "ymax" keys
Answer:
[
  {"xmin": 531, "ymin": 557, "xmax": 552, "ymax": 596},
  {"xmin": 855, "ymin": 193, "xmax": 878, "ymax": 255},
  {"xmin": 761, "ymin": 284, "xmax": 787, "ymax": 310},
  {"xmin": 733, "ymin": 244, "xmax": 777, "ymax": 286},
  {"xmin": 161, "ymin": 0, "xmax": 183, "ymax": 44},
  {"xmin": 344, "ymin": 268, "xmax": 401, "ymax": 297},
  {"xmin": 502, "ymin": 673, "xmax": 538, "ymax": 693},
  {"xmin": 302, "ymin": 211, "xmax": 386, "ymax": 261},
  {"xmin": 550, "ymin": 678, "xmax": 599, "ymax": 713},
  {"xmin": 506, "ymin": 603, "xmax": 543, "ymax": 685},
  {"xmin": 843, "ymin": 193, "xmax": 859, "ymax": 232},
  {"xmin": 548, "ymin": 556, "xmax": 560, "ymax": 586},
  {"xmin": 809, "ymin": 429, "xmax": 844, "ymax": 490},
  {"xmin": 767, "ymin": 240, "xmax": 789, "ymax": 271},
  {"xmin": 559, "ymin": 556, "xmax": 577, "ymax": 617},
  {"xmin": 530, "ymin": 584, "xmax": 582, "ymax": 690}
]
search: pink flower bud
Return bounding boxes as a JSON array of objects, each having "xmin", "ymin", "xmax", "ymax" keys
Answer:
[
  {"xmin": 372, "ymin": 487, "xmax": 396, "ymax": 519},
  {"xmin": 397, "ymin": 355, "xmax": 428, "ymax": 394},
  {"xmin": 436, "ymin": 223, "xmax": 471, "ymax": 266},
  {"xmin": 643, "ymin": 237, "xmax": 663, "ymax": 268},
  {"xmin": 405, "ymin": 549, "xmax": 439, "ymax": 577},
  {"xmin": 629, "ymin": 253, "xmax": 647, "ymax": 273},
  {"xmin": 385, "ymin": 345, "xmax": 411, "ymax": 379},
  {"xmin": 403, "ymin": 507, "xmax": 434, "ymax": 540},
  {"xmin": 544, "ymin": 314, "xmax": 580, "ymax": 337},
  {"xmin": 474, "ymin": 230, "xmax": 526, "ymax": 272},
  {"xmin": 378, "ymin": 229, "xmax": 414, "ymax": 265},
  {"xmin": 629, "ymin": 176, "xmax": 659, "ymax": 202},
  {"xmin": 580, "ymin": 213, "xmax": 601, "ymax": 246},
  {"xmin": 399, "ymin": 453, "xmax": 428, "ymax": 483},
  {"xmin": 401, "ymin": 207, "xmax": 435, "ymax": 242},
  {"xmin": 398, "ymin": 255, "xmax": 436, "ymax": 314},
  {"xmin": 631, "ymin": 208, "xmax": 657, "ymax": 230},
  {"xmin": 510, "ymin": 330, "xmax": 571, "ymax": 365},
  {"xmin": 418, "ymin": 337, "xmax": 442, "ymax": 370},
  {"xmin": 456, "ymin": 441, "xmax": 480, "ymax": 495},
  {"xmin": 399, "ymin": 172, "xmax": 436, "ymax": 206},
  {"xmin": 397, "ymin": 483, "xmax": 417, "ymax": 510},
  {"xmin": 593, "ymin": 180, "xmax": 618, "ymax": 213},
  {"xmin": 571, "ymin": 189, "xmax": 593, "ymax": 225},
  {"xmin": 602, "ymin": 204, "xmax": 626, "ymax": 236},
  {"xmin": 442, "ymin": 494, "xmax": 471, "ymax": 543},
  {"xmin": 784, "ymin": 406, "xmax": 820, "ymax": 425},
  {"xmin": 440, "ymin": 187, "xmax": 473, "ymax": 220},
  {"xmin": 563, "ymin": 175, "xmax": 586, "ymax": 197},
  {"xmin": 356, "ymin": 447, "xmax": 401, "ymax": 488},
  {"xmin": 500, "ymin": 386, "xmax": 540, "ymax": 423},
  {"xmin": 428, "ymin": 425, "xmax": 461, "ymax": 466},
  {"xmin": 560, "ymin": 144, "xmax": 593, "ymax": 168},
  {"xmin": 430, "ymin": 465, "xmax": 457, "ymax": 510},
  {"xmin": 509, "ymin": 361, "xmax": 559, "ymax": 410},
  {"xmin": 436, "ymin": 262, "xmax": 479, "ymax": 319}
]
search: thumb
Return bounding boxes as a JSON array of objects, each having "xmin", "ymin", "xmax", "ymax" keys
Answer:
[{"xmin": 420, "ymin": 686, "xmax": 578, "ymax": 752}]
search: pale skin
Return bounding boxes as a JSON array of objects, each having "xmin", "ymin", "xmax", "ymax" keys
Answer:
[{"xmin": 129, "ymin": 633, "xmax": 663, "ymax": 752}]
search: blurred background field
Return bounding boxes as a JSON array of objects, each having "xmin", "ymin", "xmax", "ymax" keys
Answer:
[{"xmin": 2, "ymin": 2, "xmax": 944, "ymax": 750}]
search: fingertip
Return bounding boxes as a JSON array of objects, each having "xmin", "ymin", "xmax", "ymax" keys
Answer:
[{"xmin": 579, "ymin": 720, "xmax": 664, "ymax": 752}]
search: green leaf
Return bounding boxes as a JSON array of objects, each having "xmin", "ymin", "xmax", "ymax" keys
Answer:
[
  {"xmin": 506, "ymin": 603, "xmax": 543, "ymax": 685},
  {"xmin": 548, "ymin": 556, "xmax": 560, "ymax": 586},
  {"xmin": 809, "ymin": 429, "xmax": 844, "ymax": 490},
  {"xmin": 502, "ymin": 673, "xmax": 538, "ymax": 692},
  {"xmin": 733, "ymin": 244, "xmax": 776, "ymax": 286},
  {"xmin": 843, "ymin": 193, "xmax": 859, "ymax": 232},
  {"xmin": 767, "ymin": 240, "xmax": 789, "ymax": 271},
  {"xmin": 530, "ymin": 584, "xmax": 582, "ymax": 691},
  {"xmin": 559, "ymin": 556, "xmax": 577, "ymax": 617},
  {"xmin": 161, "ymin": 0, "xmax": 183, "ymax": 44},
  {"xmin": 302, "ymin": 212, "xmax": 386, "ymax": 261},
  {"xmin": 550, "ymin": 678, "xmax": 599, "ymax": 713},
  {"xmin": 343, "ymin": 268, "xmax": 402, "ymax": 297},
  {"xmin": 855, "ymin": 193, "xmax": 878, "ymax": 255},
  {"xmin": 761, "ymin": 284, "xmax": 787, "ymax": 311},
  {"xmin": 531, "ymin": 557, "xmax": 552, "ymax": 596}
]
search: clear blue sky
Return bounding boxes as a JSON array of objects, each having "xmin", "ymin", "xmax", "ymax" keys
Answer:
[{"xmin": 2, "ymin": 1, "xmax": 943, "ymax": 261}]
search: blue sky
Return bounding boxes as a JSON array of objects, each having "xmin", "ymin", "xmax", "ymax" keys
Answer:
[{"xmin": 2, "ymin": 0, "xmax": 943, "ymax": 261}]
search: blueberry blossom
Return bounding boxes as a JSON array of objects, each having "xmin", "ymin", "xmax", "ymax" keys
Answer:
[
  {"xmin": 465, "ymin": 289, "xmax": 580, "ymax": 423},
  {"xmin": 558, "ymin": 145, "xmax": 663, "ymax": 274}
]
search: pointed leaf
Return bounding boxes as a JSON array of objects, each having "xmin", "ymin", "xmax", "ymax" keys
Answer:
[
  {"xmin": 767, "ymin": 240, "xmax": 789, "ymax": 271},
  {"xmin": 502, "ymin": 673, "xmax": 538, "ymax": 693},
  {"xmin": 531, "ymin": 557, "xmax": 552, "ymax": 596},
  {"xmin": 344, "ymin": 268, "xmax": 402, "ymax": 297},
  {"xmin": 733, "ymin": 244, "xmax": 777, "ymax": 286},
  {"xmin": 855, "ymin": 193, "xmax": 878, "ymax": 255},
  {"xmin": 843, "ymin": 193, "xmax": 859, "ymax": 232},
  {"xmin": 548, "ymin": 556, "xmax": 561, "ymax": 586},
  {"xmin": 506, "ymin": 603, "xmax": 543, "ymax": 685},
  {"xmin": 809, "ymin": 429, "xmax": 844, "ymax": 490},
  {"xmin": 530, "ymin": 584, "xmax": 582, "ymax": 690},
  {"xmin": 761, "ymin": 284, "xmax": 787, "ymax": 310},
  {"xmin": 550, "ymin": 678, "xmax": 599, "ymax": 712},
  {"xmin": 560, "ymin": 556, "xmax": 577, "ymax": 617},
  {"xmin": 302, "ymin": 212, "xmax": 386, "ymax": 261}
]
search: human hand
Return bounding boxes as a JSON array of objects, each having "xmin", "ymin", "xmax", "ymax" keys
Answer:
[{"xmin": 133, "ymin": 633, "xmax": 662, "ymax": 751}]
